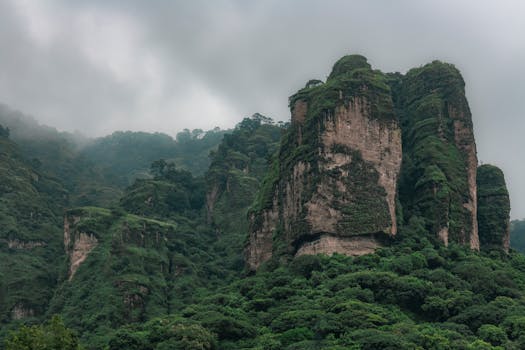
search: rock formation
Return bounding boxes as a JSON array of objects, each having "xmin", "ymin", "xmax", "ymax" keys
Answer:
[
  {"xmin": 64, "ymin": 214, "xmax": 99, "ymax": 280},
  {"xmin": 246, "ymin": 55, "xmax": 403, "ymax": 270},
  {"xmin": 246, "ymin": 56, "xmax": 490, "ymax": 270},
  {"xmin": 477, "ymin": 164, "xmax": 511, "ymax": 252},
  {"xmin": 395, "ymin": 61, "xmax": 479, "ymax": 249}
]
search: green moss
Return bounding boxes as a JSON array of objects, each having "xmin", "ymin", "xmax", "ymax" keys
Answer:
[
  {"xmin": 328, "ymin": 55, "xmax": 371, "ymax": 80},
  {"xmin": 477, "ymin": 165, "xmax": 510, "ymax": 250},
  {"xmin": 395, "ymin": 61, "xmax": 476, "ymax": 244},
  {"xmin": 250, "ymin": 55, "xmax": 398, "ymax": 254},
  {"xmin": 336, "ymin": 151, "xmax": 391, "ymax": 235}
]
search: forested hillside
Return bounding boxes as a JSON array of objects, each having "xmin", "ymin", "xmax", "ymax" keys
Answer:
[
  {"xmin": 0, "ymin": 128, "xmax": 66, "ymax": 332},
  {"xmin": 1, "ymin": 56, "xmax": 525, "ymax": 350},
  {"xmin": 0, "ymin": 105, "xmax": 227, "ymax": 207}
]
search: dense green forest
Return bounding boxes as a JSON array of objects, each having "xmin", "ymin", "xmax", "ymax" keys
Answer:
[
  {"xmin": 1, "ymin": 55, "xmax": 525, "ymax": 350},
  {"xmin": 0, "ymin": 105, "xmax": 227, "ymax": 207}
]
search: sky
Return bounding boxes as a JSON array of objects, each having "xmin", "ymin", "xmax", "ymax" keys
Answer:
[{"xmin": 0, "ymin": 0, "xmax": 524, "ymax": 217}]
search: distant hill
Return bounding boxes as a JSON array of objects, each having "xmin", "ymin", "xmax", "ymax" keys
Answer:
[{"xmin": 0, "ymin": 104, "xmax": 227, "ymax": 207}]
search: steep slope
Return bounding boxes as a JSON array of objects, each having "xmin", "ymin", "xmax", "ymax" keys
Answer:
[
  {"xmin": 247, "ymin": 55, "xmax": 402, "ymax": 270},
  {"xmin": 47, "ymin": 207, "xmax": 218, "ymax": 348},
  {"xmin": 477, "ymin": 164, "xmax": 511, "ymax": 252},
  {"xmin": 205, "ymin": 115, "xmax": 283, "ymax": 270},
  {"xmin": 0, "ymin": 129, "xmax": 67, "ymax": 326},
  {"xmin": 395, "ymin": 61, "xmax": 479, "ymax": 249}
]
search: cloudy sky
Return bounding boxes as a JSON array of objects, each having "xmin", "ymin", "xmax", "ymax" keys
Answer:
[{"xmin": 0, "ymin": 0, "xmax": 524, "ymax": 217}]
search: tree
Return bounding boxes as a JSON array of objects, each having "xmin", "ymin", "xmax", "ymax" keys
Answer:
[
  {"xmin": 150, "ymin": 159, "xmax": 167, "ymax": 178},
  {"xmin": 5, "ymin": 315, "xmax": 82, "ymax": 350}
]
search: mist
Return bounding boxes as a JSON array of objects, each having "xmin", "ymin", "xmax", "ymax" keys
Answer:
[{"xmin": 0, "ymin": 0, "xmax": 524, "ymax": 218}]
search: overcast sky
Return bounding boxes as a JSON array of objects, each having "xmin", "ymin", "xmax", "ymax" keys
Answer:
[{"xmin": 0, "ymin": 0, "xmax": 524, "ymax": 217}]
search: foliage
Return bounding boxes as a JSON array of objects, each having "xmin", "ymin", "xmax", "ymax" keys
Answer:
[
  {"xmin": 102, "ymin": 232, "xmax": 525, "ymax": 349},
  {"xmin": 205, "ymin": 114, "xmax": 284, "ymax": 271},
  {"xmin": 5, "ymin": 315, "xmax": 82, "ymax": 350},
  {"xmin": 250, "ymin": 54, "xmax": 397, "ymax": 258},
  {"xmin": 1, "ymin": 56, "xmax": 524, "ymax": 350},
  {"xmin": 477, "ymin": 164, "xmax": 510, "ymax": 250},
  {"xmin": 394, "ymin": 61, "xmax": 476, "ymax": 244},
  {"xmin": 108, "ymin": 317, "xmax": 216, "ymax": 350},
  {"xmin": 0, "ymin": 137, "xmax": 67, "ymax": 331},
  {"xmin": 80, "ymin": 128, "xmax": 227, "ymax": 187},
  {"xmin": 44, "ymin": 207, "xmax": 224, "ymax": 347},
  {"xmin": 121, "ymin": 161, "xmax": 205, "ymax": 219}
]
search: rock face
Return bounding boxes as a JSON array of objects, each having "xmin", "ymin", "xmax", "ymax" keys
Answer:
[
  {"xmin": 395, "ymin": 61, "xmax": 479, "ymax": 249},
  {"xmin": 57, "ymin": 207, "xmax": 180, "ymax": 326},
  {"xmin": 246, "ymin": 55, "xmax": 402, "ymax": 270},
  {"xmin": 245, "ymin": 55, "xmax": 507, "ymax": 270},
  {"xmin": 6, "ymin": 239, "xmax": 46, "ymax": 249},
  {"xmin": 64, "ymin": 215, "xmax": 99, "ymax": 280},
  {"xmin": 477, "ymin": 164, "xmax": 511, "ymax": 252},
  {"xmin": 11, "ymin": 303, "xmax": 35, "ymax": 320}
]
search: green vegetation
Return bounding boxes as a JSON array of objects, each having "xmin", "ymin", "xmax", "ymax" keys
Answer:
[
  {"xmin": 107, "ymin": 229, "xmax": 525, "ymax": 349},
  {"xmin": 121, "ymin": 160, "xmax": 205, "ymax": 219},
  {"xmin": 477, "ymin": 165, "xmax": 511, "ymax": 250},
  {"xmin": 0, "ymin": 56, "xmax": 523, "ymax": 350},
  {"xmin": 205, "ymin": 114, "xmax": 284, "ymax": 270},
  {"xmin": 0, "ymin": 105, "xmax": 227, "ymax": 208},
  {"xmin": 0, "ymin": 136, "xmax": 66, "ymax": 330},
  {"xmin": 5, "ymin": 315, "xmax": 82, "ymax": 350},
  {"xmin": 394, "ymin": 61, "xmax": 476, "ymax": 244},
  {"xmin": 80, "ymin": 128, "xmax": 227, "ymax": 187},
  {"xmin": 250, "ymin": 54, "xmax": 397, "ymax": 256},
  {"xmin": 46, "ymin": 206, "xmax": 220, "ymax": 347}
]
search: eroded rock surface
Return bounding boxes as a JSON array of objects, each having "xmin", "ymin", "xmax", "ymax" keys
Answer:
[
  {"xmin": 246, "ymin": 55, "xmax": 402, "ymax": 270},
  {"xmin": 477, "ymin": 164, "xmax": 510, "ymax": 252},
  {"xmin": 64, "ymin": 215, "xmax": 98, "ymax": 280},
  {"xmin": 396, "ymin": 61, "xmax": 479, "ymax": 248},
  {"xmin": 295, "ymin": 234, "xmax": 381, "ymax": 257}
]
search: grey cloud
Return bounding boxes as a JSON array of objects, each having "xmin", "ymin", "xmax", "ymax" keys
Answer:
[{"xmin": 0, "ymin": 0, "xmax": 524, "ymax": 217}]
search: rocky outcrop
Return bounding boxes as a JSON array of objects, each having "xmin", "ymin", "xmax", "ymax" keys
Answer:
[
  {"xmin": 246, "ymin": 55, "xmax": 402, "ymax": 270},
  {"xmin": 396, "ymin": 61, "xmax": 479, "ymax": 249},
  {"xmin": 64, "ymin": 215, "xmax": 98, "ymax": 280},
  {"xmin": 246, "ymin": 55, "xmax": 490, "ymax": 270},
  {"xmin": 477, "ymin": 164, "xmax": 511, "ymax": 252},
  {"xmin": 11, "ymin": 303, "xmax": 35, "ymax": 320},
  {"xmin": 6, "ymin": 239, "xmax": 46, "ymax": 249},
  {"xmin": 295, "ymin": 234, "xmax": 381, "ymax": 257},
  {"xmin": 246, "ymin": 195, "xmax": 279, "ymax": 270}
]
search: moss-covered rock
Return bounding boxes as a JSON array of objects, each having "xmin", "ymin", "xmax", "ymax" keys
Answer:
[
  {"xmin": 477, "ymin": 164, "xmax": 510, "ymax": 252},
  {"xmin": 394, "ymin": 61, "xmax": 479, "ymax": 249},
  {"xmin": 247, "ymin": 55, "xmax": 402, "ymax": 269}
]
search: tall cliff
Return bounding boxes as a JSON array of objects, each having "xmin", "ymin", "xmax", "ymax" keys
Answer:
[
  {"xmin": 246, "ymin": 55, "xmax": 403, "ymax": 270},
  {"xmin": 477, "ymin": 164, "xmax": 511, "ymax": 252},
  {"xmin": 246, "ymin": 56, "xmax": 490, "ymax": 270},
  {"xmin": 395, "ymin": 61, "xmax": 479, "ymax": 249}
]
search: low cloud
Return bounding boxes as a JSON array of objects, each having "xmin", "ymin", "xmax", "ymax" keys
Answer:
[{"xmin": 0, "ymin": 0, "xmax": 524, "ymax": 217}]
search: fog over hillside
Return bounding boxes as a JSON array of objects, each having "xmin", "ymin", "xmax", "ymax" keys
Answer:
[{"xmin": 1, "ymin": 0, "xmax": 524, "ymax": 217}]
